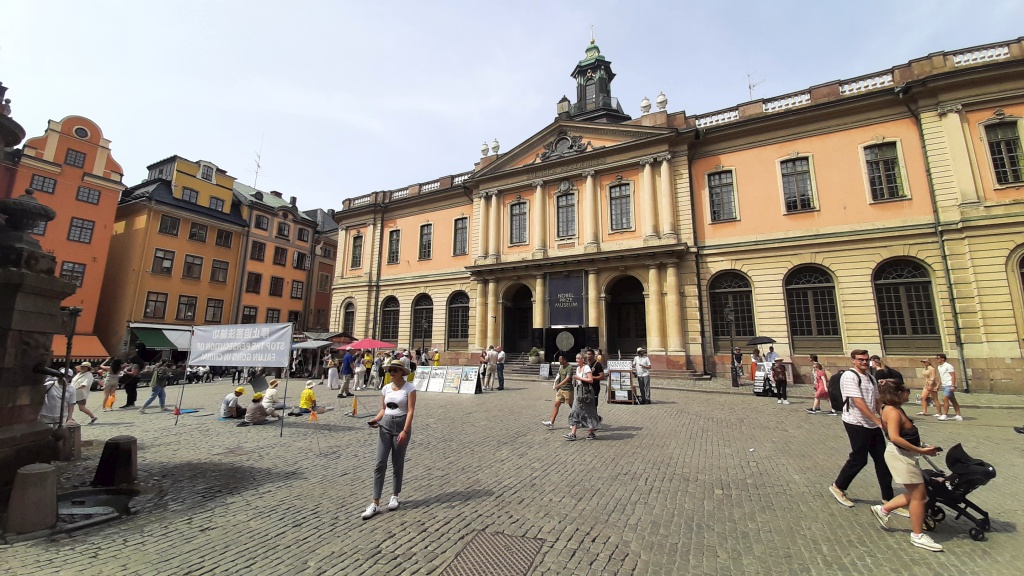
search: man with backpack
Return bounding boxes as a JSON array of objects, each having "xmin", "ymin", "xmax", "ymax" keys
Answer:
[{"xmin": 829, "ymin": 349, "xmax": 897, "ymax": 510}]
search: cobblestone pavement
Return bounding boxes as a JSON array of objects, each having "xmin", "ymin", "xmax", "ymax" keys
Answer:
[{"xmin": 3, "ymin": 377, "xmax": 1023, "ymax": 576}]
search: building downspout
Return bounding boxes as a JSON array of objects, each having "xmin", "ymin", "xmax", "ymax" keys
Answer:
[
  {"xmin": 369, "ymin": 199, "xmax": 387, "ymax": 339},
  {"xmin": 898, "ymin": 84, "xmax": 971, "ymax": 392},
  {"xmin": 233, "ymin": 204, "xmax": 254, "ymax": 323},
  {"xmin": 686, "ymin": 139, "xmax": 710, "ymax": 375}
]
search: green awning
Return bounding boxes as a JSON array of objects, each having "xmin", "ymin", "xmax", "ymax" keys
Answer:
[{"xmin": 132, "ymin": 328, "xmax": 176, "ymax": 350}]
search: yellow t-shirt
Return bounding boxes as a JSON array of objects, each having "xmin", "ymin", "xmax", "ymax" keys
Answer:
[
  {"xmin": 300, "ymin": 388, "xmax": 316, "ymax": 409},
  {"xmin": 432, "ymin": 352, "xmax": 440, "ymax": 366}
]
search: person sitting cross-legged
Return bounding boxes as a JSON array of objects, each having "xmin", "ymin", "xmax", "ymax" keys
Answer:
[{"xmin": 220, "ymin": 386, "xmax": 247, "ymax": 419}]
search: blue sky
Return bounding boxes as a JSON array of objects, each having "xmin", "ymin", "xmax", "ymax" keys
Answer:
[{"xmin": 3, "ymin": 0, "xmax": 1022, "ymax": 211}]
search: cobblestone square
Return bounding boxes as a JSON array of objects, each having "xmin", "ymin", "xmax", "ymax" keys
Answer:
[{"xmin": 2, "ymin": 379, "xmax": 1023, "ymax": 575}]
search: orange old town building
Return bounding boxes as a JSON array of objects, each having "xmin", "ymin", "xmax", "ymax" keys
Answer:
[{"xmin": 0, "ymin": 116, "xmax": 125, "ymax": 361}]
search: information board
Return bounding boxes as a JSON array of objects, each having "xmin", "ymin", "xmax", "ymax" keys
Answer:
[
  {"xmin": 426, "ymin": 367, "xmax": 446, "ymax": 392},
  {"xmin": 459, "ymin": 367, "xmax": 479, "ymax": 394},
  {"xmin": 442, "ymin": 366, "xmax": 462, "ymax": 393},
  {"xmin": 412, "ymin": 366, "xmax": 431, "ymax": 391},
  {"xmin": 606, "ymin": 360, "xmax": 637, "ymax": 404},
  {"xmin": 539, "ymin": 363, "xmax": 551, "ymax": 378}
]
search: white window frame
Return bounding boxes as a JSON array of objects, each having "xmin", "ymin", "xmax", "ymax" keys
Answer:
[
  {"xmin": 858, "ymin": 139, "xmax": 913, "ymax": 204},
  {"xmin": 775, "ymin": 154, "xmax": 820, "ymax": 215},
  {"xmin": 979, "ymin": 114, "xmax": 1024, "ymax": 189},
  {"xmin": 606, "ymin": 179, "xmax": 636, "ymax": 232},
  {"xmin": 418, "ymin": 223, "xmax": 434, "ymax": 260},
  {"xmin": 508, "ymin": 200, "xmax": 529, "ymax": 246},
  {"xmin": 452, "ymin": 216, "xmax": 469, "ymax": 256},
  {"xmin": 197, "ymin": 161, "xmax": 216, "ymax": 183},
  {"xmin": 704, "ymin": 168, "xmax": 740, "ymax": 224},
  {"xmin": 554, "ymin": 190, "xmax": 577, "ymax": 239}
]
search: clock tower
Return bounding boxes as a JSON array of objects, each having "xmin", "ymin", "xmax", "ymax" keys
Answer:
[{"xmin": 568, "ymin": 40, "xmax": 631, "ymax": 123}]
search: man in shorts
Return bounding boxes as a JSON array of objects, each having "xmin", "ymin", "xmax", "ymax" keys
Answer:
[
  {"xmin": 542, "ymin": 355, "xmax": 573, "ymax": 429},
  {"xmin": 935, "ymin": 353, "xmax": 963, "ymax": 421}
]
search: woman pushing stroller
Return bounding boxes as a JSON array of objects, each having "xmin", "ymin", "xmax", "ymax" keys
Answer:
[{"xmin": 870, "ymin": 379, "xmax": 944, "ymax": 552}]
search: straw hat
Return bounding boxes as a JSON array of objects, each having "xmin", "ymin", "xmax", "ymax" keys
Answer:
[
  {"xmin": 304, "ymin": 380, "xmax": 317, "ymax": 389},
  {"xmin": 268, "ymin": 379, "xmax": 280, "ymax": 388},
  {"xmin": 385, "ymin": 359, "xmax": 411, "ymax": 376}
]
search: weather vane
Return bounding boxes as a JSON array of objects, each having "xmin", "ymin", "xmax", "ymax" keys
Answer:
[{"xmin": 590, "ymin": 24, "xmax": 595, "ymax": 44}]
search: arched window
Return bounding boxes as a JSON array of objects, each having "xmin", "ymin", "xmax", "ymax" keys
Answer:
[
  {"xmin": 874, "ymin": 259, "xmax": 940, "ymax": 354},
  {"xmin": 785, "ymin": 266, "xmax": 842, "ymax": 353},
  {"xmin": 446, "ymin": 291, "xmax": 470, "ymax": 349},
  {"xmin": 380, "ymin": 297, "xmax": 400, "ymax": 342},
  {"xmin": 412, "ymin": 294, "xmax": 433, "ymax": 347},
  {"xmin": 342, "ymin": 302, "xmax": 355, "ymax": 335},
  {"xmin": 709, "ymin": 272, "xmax": 755, "ymax": 353}
]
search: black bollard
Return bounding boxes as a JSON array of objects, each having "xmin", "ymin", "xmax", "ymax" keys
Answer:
[{"xmin": 92, "ymin": 435, "xmax": 137, "ymax": 487}]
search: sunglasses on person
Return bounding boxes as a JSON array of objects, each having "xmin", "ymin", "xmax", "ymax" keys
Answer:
[
  {"xmin": 854, "ymin": 357, "xmax": 870, "ymax": 362},
  {"xmin": 387, "ymin": 368, "xmax": 404, "ymax": 374}
]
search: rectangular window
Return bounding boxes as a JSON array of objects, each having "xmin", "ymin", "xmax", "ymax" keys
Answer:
[
  {"xmin": 241, "ymin": 306, "xmax": 258, "ymax": 324},
  {"xmin": 76, "ymin": 186, "xmax": 101, "ymax": 204},
  {"xmin": 276, "ymin": 222, "xmax": 290, "ymax": 239},
  {"xmin": 152, "ymin": 249, "xmax": 175, "ymax": 275},
  {"xmin": 215, "ymin": 229, "xmax": 232, "ymax": 248},
  {"xmin": 287, "ymin": 311, "xmax": 301, "ymax": 325},
  {"xmin": 387, "ymin": 230, "xmax": 401, "ymax": 264},
  {"xmin": 864, "ymin": 143, "xmax": 905, "ymax": 201},
  {"xmin": 272, "ymin": 246, "xmax": 288, "ymax": 266},
  {"xmin": 188, "ymin": 223, "xmax": 208, "ymax": 242},
  {"xmin": 144, "ymin": 292, "xmax": 168, "ymax": 319},
  {"xmin": 292, "ymin": 251, "xmax": 310, "ymax": 270},
  {"xmin": 321, "ymin": 245, "xmax": 334, "ymax": 259},
  {"xmin": 158, "ymin": 214, "xmax": 180, "ymax": 236},
  {"xmin": 64, "ymin": 149, "xmax": 86, "ymax": 168},
  {"xmin": 509, "ymin": 203, "xmax": 527, "ymax": 244},
  {"xmin": 556, "ymin": 193, "xmax": 576, "ymax": 237},
  {"xmin": 205, "ymin": 298, "xmax": 224, "ymax": 323},
  {"xmin": 60, "ymin": 261, "xmax": 86, "ymax": 287},
  {"xmin": 986, "ymin": 122, "xmax": 1023, "ymax": 185},
  {"xmin": 181, "ymin": 187, "xmax": 199, "ymax": 204},
  {"xmin": 249, "ymin": 240, "xmax": 266, "ymax": 261},
  {"xmin": 209, "ymin": 197, "xmax": 225, "ymax": 212},
  {"xmin": 298, "ymin": 228, "xmax": 310, "ymax": 242},
  {"xmin": 30, "ymin": 220, "xmax": 47, "ymax": 235},
  {"xmin": 266, "ymin": 308, "xmax": 281, "ymax": 323},
  {"xmin": 609, "ymin": 184, "xmax": 632, "ymax": 230},
  {"xmin": 245, "ymin": 272, "xmax": 262, "ymax": 294},
  {"xmin": 269, "ymin": 276, "xmax": 284, "ymax": 297},
  {"xmin": 30, "ymin": 174, "xmax": 57, "ymax": 194},
  {"xmin": 200, "ymin": 165, "xmax": 214, "ymax": 181},
  {"xmin": 182, "ymin": 254, "xmax": 203, "ymax": 279},
  {"xmin": 780, "ymin": 158, "xmax": 815, "ymax": 212},
  {"xmin": 453, "ymin": 217, "xmax": 468, "ymax": 255},
  {"xmin": 255, "ymin": 215, "xmax": 269, "ymax": 230},
  {"xmin": 210, "ymin": 259, "xmax": 229, "ymax": 283},
  {"xmin": 708, "ymin": 171, "xmax": 737, "ymax": 222},
  {"xmin": 176, "ymin": 295, "xmax": 198, "ymax": 321},
  {"xmin": 291, "ymin": 280, "xmax": 304, "ymax": 299},
  {"xmin": 67, "ymin": 217, "xmax": 95, "ymax": 243},
  {"xmin": 419, "ymin": 224, "xmax": 433, "ymax": 259},
  {"xmin": 318, "ymin": 272, "xmax": 330, "ymax": 292},
  {"xmin": 351, "ymin": 236, "xmax": 363, "ymax": 268}
]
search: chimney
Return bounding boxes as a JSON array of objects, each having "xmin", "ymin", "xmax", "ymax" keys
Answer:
[
  {"xmin": 328, "ymin": 209, "xmax": 335, "ymax": 217},
  {"xmin": 269, "ymin": 190, "xmax": 283, "ymax": 198},
  {"xmin": 289, "ymin": 196, "xmax": 297, "ymax": 206}
]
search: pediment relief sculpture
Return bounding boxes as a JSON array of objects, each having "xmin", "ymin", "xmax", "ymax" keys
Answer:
[{"xmin": 535, "ymin": 131, "xmax": 594, "ymax": 163}]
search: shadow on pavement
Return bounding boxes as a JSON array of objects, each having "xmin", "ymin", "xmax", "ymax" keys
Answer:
[{"xmin": 403, "ymin": 488, "xmax": 496, "ymax": 510}]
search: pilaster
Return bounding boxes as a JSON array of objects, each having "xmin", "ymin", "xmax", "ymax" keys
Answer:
[
  {"xmin": 646, "ymin": 264, "xmax": 665, "ymax": 353},
  {"xmin": 583, "ymin": 171, "xmax": 600, "ymax": 252},
  {"xmin": 640, "ymin": 157, "xmax": 658, "ymax": 242},
  {"xmin": 657, "ymin": 154, "xmax": 677, "ymax": 240}
]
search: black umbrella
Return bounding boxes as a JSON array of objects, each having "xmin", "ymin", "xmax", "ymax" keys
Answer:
[{"xmin": 746, "ymin": 336, "xmax": 776, "ymax": 346}]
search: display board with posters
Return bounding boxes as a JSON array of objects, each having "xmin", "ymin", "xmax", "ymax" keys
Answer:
[
  {"xmin": 459, "ymin": 367, "xmax": 479, "ymax": 394},
  {"xmin": 539, "ymin": 363, "xmax": 551, "ymax": 378},
  {"xmin": 412, "ymin": 366, "xmax": 431, "ymax": 391},
  {"xmin": 605, "ymin": 360, "xmax": 637, "ymax": 404},
  {"xmin": 442, "ymin": 367, "xmax": 462, "ymax": 393},
  {"xmin": 426, "ymin": 366, "xmax": 446, "ymax": 392}
]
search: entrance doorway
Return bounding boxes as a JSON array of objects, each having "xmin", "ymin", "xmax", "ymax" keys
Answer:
[
  {"xmin": 605, "ymin": 275, "xmax": 646, "ymax": 358},
  {"xmin": 502, "ymin": 284, "xmax": 533, "ymax": 353}
]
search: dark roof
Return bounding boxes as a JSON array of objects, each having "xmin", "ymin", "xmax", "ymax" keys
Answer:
[
  {"xmin": 234, "ymin": 182, "xmax": 316, "ymax": 225},
  {"xmin": 120, "ymin": 179, "xmax": 248, "ymax": 227},
  {"xmin": 303, "ymin": 208, "xmax": 339, "ymax": 234}
]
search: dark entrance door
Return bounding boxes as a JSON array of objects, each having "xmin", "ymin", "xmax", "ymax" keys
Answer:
[
  {"xmin": 605, "ymin": 275, "xmax": 647, "ymax": 358},
  {"xmin": 502, "ymin": 284, "xmax": 533, "ymax": 354}
]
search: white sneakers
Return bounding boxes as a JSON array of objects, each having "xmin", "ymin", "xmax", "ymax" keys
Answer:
[
  {"xmin": 776, "ymin": 399, "xmax": 790, "ymax": 405},
  {"xmin": 870, "ymin": 505, "xmax": 890, "ymax": 530},
  {"xmin": 936, "ymin": 415, "xmax": 947, "ymax": 421},
  {"xmin": 361, "ymin": 497, "xmax": 400, "ymax": 519},
  {"xmin": 777, "ymin": 399, "xmax": 783, "ymax": 404},
  {"xmin": 952, "ymin": 415, "xmax": 963, "ymax": 421},
  {"xmin": 782, "ymin": 400, "xmax": 790, "ymax": 405},
  {"xmin": 829, "ymin": 484, "xmax": 855, "ymax": 507},
  {"xmin": 541, "ymin": 421, "xmax": 553, "ymax": 428},
  {"xmin": 911, "ymin": 533, "xmax": 944, "ymax": 552},
  {"xmin": 387, "ymin": 495, "xmax": 400, "ymax": 510}
]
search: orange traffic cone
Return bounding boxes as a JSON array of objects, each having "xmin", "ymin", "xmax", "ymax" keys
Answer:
[
  {"xmin": 351, "ymin": 395, "xmax": 358, "ymax": 417},
  {"xmin": 309, "ymin": 409, "xmax": 319, "ymax": 422},
  {"xmin": 173, "ymin": 405, "xmax": 181, "ymax": 416}
]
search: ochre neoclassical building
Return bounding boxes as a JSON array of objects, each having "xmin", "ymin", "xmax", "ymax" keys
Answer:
[{"xmin": 331, "ymin": 38, "xmax": 1024, "ymax": 393}]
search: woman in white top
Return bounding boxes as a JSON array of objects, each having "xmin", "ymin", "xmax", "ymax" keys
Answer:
[
  {"xmin": 69, "ymin": 363, "xmax": 98, "ymax": 424},
  {"xmin": 261, "ymin": 379, "xmax": 285, "ymax": 417},
  {"xmin": 565, "ymin": 354, "xmax": 599, "ymax": 441},
  {"xmin": 362, "ymin": 359, "xmax": 417, "ymax": 520},
  {"xmin": 326, "ymin": 360, "xmax": 341, "ymax": 391}
]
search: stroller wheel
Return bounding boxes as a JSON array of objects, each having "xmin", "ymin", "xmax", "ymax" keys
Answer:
[
  {"xmin": 980, "ymin": 518, "xmax": 991, "ymax": 532},
  {"xmin": 969, "ymin": 527, "xmax": 986, "ymax": 541},
  {"xmin": 930, "ymin": 508, "xmax": 946, "ymax": 522},
  {"xmin": 923, "ymin": 516, "xmax": 936, "ymax": 532}
]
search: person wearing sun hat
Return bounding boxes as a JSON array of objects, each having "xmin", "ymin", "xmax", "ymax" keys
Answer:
[
  {"xmin": 361, "ymin": 359, "xmax": 417, "ymax": 520},
  {"xmin": 68, "ymin": 362, "xmax": 98, "ymax": 424},
  {"xmin": 220, "ymin": 386, "xmax": 247, "ymax": 419},
  {"xmin": 299, "ymin": 380, "xmax": 318, "ymax": 414},
  {"xmin": 262, "ymin": 379, "xmax": 285, "ymax": 417},
  {"xmin": 632, "ymin": 347, "xmax": 651, "ymax": 405}
]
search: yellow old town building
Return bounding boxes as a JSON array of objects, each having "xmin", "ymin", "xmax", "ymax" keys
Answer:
[{"xmin": 332, "ymin": 38, "xmax": 1024, "ymax": 393}]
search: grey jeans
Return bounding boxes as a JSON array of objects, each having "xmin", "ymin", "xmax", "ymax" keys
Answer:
[
  {"xmin": 636, "ymin": 375, "xmax": 651, "ymax": 402},
  {"xmin": 374, "ymin": 414, "xmax": 410, "ymax": 500}
]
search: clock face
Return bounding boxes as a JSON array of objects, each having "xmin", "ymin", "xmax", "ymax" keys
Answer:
[{"xmin": 555, "ymin": 331, "xmax": 575, "ymax": 351}]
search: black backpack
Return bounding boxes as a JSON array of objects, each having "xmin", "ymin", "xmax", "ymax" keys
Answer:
[{"xmin": 828, "ymin": 369, "xmax": 865, "ymax": 412}]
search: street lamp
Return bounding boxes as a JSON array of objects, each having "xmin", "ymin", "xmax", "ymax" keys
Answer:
[{"xmin": 724, "ymin": 305, "xmax": 738, "ymax": 387}]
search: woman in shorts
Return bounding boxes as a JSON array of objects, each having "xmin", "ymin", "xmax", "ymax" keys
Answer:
[
  {"xmin": 99, "ymin": 356, "xmax": 122, "ymax": 411},
  {"xmin": 869, "ymin": 380, "xmax": 943, "ymax": 552},
  {"xmin": 918, "ymin": 358, "xmax": 937, "ymax": 416}
]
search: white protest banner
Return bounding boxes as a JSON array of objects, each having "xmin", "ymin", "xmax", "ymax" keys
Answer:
[{"xmin": 188, "ymin": 323, "xmax": 293, "ymax": 367}]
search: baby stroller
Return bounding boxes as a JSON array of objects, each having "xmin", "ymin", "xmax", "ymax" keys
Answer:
[{"xmin": 921, "ymin": 443, "xmax": 996, "ymax": 541}]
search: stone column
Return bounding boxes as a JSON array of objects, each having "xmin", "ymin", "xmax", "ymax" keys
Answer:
[
  {"xmin": 477, "ymin": 192, "xmax": 490, "ymax": 259},
  {"xmin": 646, "ymin": 264, "xmax": 665, "ymax": 353},
  {"xmin": 533, "ymin": 274, "xmax": 546, "ymax": 328},
  {"xmin": 640, "ymin": 157, "xmax": 658, "ymax": 241},
  {"xmin": 586, "ymin": 269, "xmax": 601, "ymax": 330},
  {"xmin": 486, "ymin": 278, "xmax": 500, "ymax": 345},
  {"xmin": 489, "ymin": 192, "xmax": 501, "ymax": 260},
  {"xmin": 531, "ymin": 180, "xmax": 547, "ymax": 257},
  {"xmin": 583, "ymin": 170, "xmax": 600, "ymax": 252},
  {"xmin": 664, "ymin": 261, "xmax": 683, "ymax": 352},
  {"xmin": 657, "ymin": 154, "xmax": 677, "ymax": 240},
  {"xmin": 474, "ymin": 278, "xmax": 487, "ymax": 350}
]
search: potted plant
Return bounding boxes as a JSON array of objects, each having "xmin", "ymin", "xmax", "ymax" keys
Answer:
[{"xmin": 528, "ymin": 347, "xmax": 544, "ymax": 364}]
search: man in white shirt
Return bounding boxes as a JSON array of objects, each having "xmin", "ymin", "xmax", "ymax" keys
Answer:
[
  {"xmin": 829, "ymin": 349, "xmax": 894, "ymax": 509},
  {"xmin": 632, "ymin": 347, "xmax": 652, "ymax": 404},
  {"xmin": 496, "ymin": 346, "xmax": 506, "ymax": 390},
  {"xmin": 482, "ymin": 345, "xmax": 498, "ymax": 391},
  {"xmin": 764, "ymin": 346, "xmax": 780, "ymax": 364},
  {"xmin": 935, "ymin": 353, "xmax": 963, "ymax": 421}
]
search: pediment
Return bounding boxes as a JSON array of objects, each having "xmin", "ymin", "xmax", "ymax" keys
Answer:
[{"xmin": 472, "ymin": 120, "xmax": 675, "ymax": 179}]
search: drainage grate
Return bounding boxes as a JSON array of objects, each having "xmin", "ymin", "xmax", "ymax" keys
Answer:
[{"xmin": 441, "ymin": 531, "xmax": 543, "ymax": 576}]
